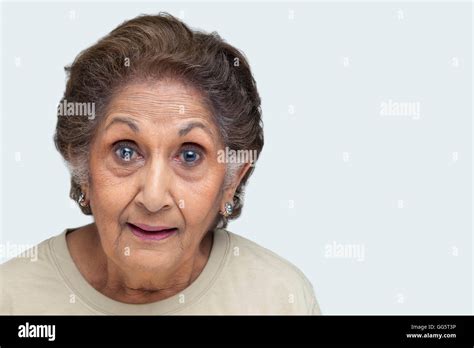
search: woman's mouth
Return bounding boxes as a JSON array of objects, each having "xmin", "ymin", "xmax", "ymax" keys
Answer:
[{"xmin": 127, "ymin": 223, "xmax": 178, "ymax": 241}]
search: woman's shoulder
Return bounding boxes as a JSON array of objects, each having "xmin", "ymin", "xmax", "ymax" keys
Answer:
[
  {"xmin": 0, "ymin": 231, "xmax": 66, "ymax": 288},
  {"xmin": 0, "ymin": 229, "xmax": 81, "ymax": 314},
  {"xmin": 221, "ymin": 230, "xmax": 316, "ymax": 290},
  {"xmin": 224, "ymin": 230, "xmax": 310, "ymax": 280},
  {"xmin": 215, "ymin": 229, "xmax": 321, "ymax": 314}
]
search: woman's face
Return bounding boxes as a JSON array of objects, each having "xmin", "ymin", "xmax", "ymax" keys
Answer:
[{"xmin": 86, "ymin": 79, "xmax": 231, "ymax": 273}]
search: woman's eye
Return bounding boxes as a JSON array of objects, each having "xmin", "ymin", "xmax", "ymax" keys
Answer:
[
  {"xmin": 114, "ymin": 144, "xmax": 139, "ymax": 162},
  {"xmin": 179, "ymin": 148, "xmax": 202, "ymax": 165}
]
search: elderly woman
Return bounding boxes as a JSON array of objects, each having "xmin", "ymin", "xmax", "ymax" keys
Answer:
[{"xmin": 0, "ymin": 13, "xmax": 321, "ymax": 315}]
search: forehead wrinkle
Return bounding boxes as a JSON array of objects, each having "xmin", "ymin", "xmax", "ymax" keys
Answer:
[
  {"xmin": 103, "ymin": 81, "xmax": 222, "ymax": 143},
  {"xmin": 109, "ymin": 91, "xmax": 212, "ymax": 121}
]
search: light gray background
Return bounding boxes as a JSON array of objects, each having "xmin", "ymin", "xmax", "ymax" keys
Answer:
[{"xmin": 0, "ymin": 1, "xmax": 472, "ymax": 314}]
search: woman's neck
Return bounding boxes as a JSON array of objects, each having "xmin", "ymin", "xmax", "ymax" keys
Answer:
[{"xmin": 66, "ymin": 223, "xmax": 213, "ymax": 304}]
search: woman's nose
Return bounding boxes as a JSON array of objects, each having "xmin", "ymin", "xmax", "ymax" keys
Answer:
[{"xmin": 136, "ymin": 158, "xmax": 173, "ymax": 213}]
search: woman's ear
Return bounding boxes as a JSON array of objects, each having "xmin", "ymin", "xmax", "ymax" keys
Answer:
[
  {"xmin": 80, "ymin": 184, "xmax": 90, "ymax": 201},
  {"xmin": 222, "ymin": 162, "xmax": 253, "ymax": 203}
]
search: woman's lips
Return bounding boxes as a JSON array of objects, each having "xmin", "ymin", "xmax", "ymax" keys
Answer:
[
  {"xmin": 127, "ymin": 223, "xmax": 178, "ymax": 241},
  {"xmin": 130, "ymin": 223, "xmax": 175, "ymax": 232}
]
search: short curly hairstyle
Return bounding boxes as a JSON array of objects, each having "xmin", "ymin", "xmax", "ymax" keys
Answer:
[{"xmin": 53, "ymin": 12, "xmax": 264, "ymax": 229}]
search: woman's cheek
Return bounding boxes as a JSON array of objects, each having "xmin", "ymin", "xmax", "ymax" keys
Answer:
[
  {"xmin": 90, "ymin": 163, "xmax": 136, "ymax": 219},
  {"xmin": 177, "ymin": 173, "xmax": 222, "ymax": 220}
]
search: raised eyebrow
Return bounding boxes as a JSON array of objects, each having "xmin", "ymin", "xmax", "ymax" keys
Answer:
[
  {"xmin": 105, "ymin": 117, "xmax": 214, "ymax": 139},
  {"xmin": 178, "ymin": 121, "xmax": 213, "ymax": 138},
  {"xmin": 105, "ymin": 116, "xmax": 140, "ymax": 133}
]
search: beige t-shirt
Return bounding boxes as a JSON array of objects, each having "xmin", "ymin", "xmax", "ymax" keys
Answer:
[{"xmin": 0, "ymin": 228, "xmax": 321, "ymax": 315}]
